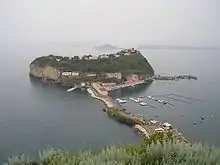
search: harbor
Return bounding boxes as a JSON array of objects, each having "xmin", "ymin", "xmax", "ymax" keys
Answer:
[
  {"xmin": 86, "ymin": 82, "xmax": 188, "ymax": 143},
  {"xmin": 63, "ymin": 73, "xmax": 200, "ymax": 143},
  {"xmin": 108, "ymin": 79, "xmax": 149, "ymax": 91}
]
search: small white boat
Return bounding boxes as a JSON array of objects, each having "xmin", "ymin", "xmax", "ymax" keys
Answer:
[
  {"xmin": 116, "ymin": 98, "xmax": 127, "ymax": 104},
  {"xmin": 67, "ymin": 86, "xmax": 77, "ymax": 92},
  {"xmin": 118, "ymin": 99, "xmax": 127, "ymax": 104},
  {"xmin": 130, "ymin": 97, "xmax": 139, "ymax": 103},
  {"xmin": 137, "ymin": 98, "xmax": 143, "ymax": 102},
  {"xmin": 147, "ymin": 96, "xmax": 152, "ymax": 99},
  {"xmin": 133, "ymin": 99, "xmax": 139, "ymax": 103},
  {"xmin": 129, "ymin": 97, "xmax": 134, "ymax": 100},
  {"xmin": 140, "ymin": 102, "xmax": 148, "ymax": 106}
]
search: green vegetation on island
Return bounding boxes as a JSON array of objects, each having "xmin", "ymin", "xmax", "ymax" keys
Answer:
[
  {"xmin": 30, "ymin": 49, "xmax": 154, "ymax": 84},
  {"xmin": 5, "ymin": 132, "xmax": 220, "ymax": 165}
]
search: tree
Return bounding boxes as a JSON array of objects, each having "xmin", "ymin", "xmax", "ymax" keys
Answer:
[{"xmin": 72, "ymin": 56, "xmax": 80, "ymax": 61}]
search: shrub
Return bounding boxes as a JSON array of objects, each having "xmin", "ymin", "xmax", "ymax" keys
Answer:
[{"xmin": 4, "ymin": 133, "xmax": 220, "ymax": 165}]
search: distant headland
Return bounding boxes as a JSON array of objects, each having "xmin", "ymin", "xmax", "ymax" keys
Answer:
[{"xmin": 94, "ymin": 44, "xmax": 119, "ymax": 50}]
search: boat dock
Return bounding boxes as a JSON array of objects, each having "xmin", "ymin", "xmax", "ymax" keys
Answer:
[
  {"xmin": 88, "ymin": 85, "xmax": 188, "ymax": 143},
  {"xmin": 108, "ymin": 77, "xmax": 153, "ymax": 91},
  {"xmin": 67, "ymin": 85, "xmax": 79, "ymax": 92},
  {"xmin": 153, "ymin": 74, "xmax": 198, "ymax": 80}
]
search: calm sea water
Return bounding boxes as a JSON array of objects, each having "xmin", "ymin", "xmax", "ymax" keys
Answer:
[{"xmin": 0, "ymin": 44, "xmax": 219, "ymax": 162}]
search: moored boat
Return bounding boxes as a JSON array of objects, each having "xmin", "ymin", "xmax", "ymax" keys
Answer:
[
  {"xmin": 116, "ymin": 98, "xmax": 127, "ymax": 104},
  {"xmin": 140, "ymin": 102, "xmax": 148, "ymax": 106}
]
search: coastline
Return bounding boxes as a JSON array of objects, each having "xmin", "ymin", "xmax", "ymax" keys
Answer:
[{"xmin": 87, "ymin": 84, "xmax": 188, "ymax": 143}]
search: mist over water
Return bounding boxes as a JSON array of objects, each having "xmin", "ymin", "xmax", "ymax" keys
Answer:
[
  {"xmin": 0, "ymin": 44, "xmax": 219, "ymax": 162},
  {"xmin": 1, "ymin": 0, "xmax": 220, "ymax": 163}
]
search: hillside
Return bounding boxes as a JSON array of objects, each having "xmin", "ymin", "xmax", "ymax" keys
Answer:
[{"xmin": 29, "ymin": 49, "xmax": 154, "ymax": 83}]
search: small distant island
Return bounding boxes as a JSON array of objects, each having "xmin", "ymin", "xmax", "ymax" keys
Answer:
[
  {"xmin": 94, "ymin": 44, "xmax": 119, "ymax": 50},
  {"xmin": 29, "ymin": 48, "xmax": 154, "ymax": 86}
]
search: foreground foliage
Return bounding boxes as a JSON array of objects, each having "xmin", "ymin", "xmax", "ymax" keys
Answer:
[{"xmin": 4, "ymin": 133, "xmax": 220, "ymax": 165}]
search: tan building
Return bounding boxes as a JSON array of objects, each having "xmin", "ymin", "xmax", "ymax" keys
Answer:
[
  {"xmin": 126, "ymin": 74, "xmax": 139, "ymax": 82},
  {"xmin": 92, "ymin": 83, "xmax": 108, "ymax": 96},
  {"xmin": 101, "ymin": 83, "xmax": 116, "ymax": 91},
  {"xmin": 106, "ymin": 72, "xmax": 122, "ymax": 79}
]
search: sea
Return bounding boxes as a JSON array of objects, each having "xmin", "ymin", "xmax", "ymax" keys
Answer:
[{"xmin": 0, "ymin": 44, "xmax": 219, "ymax": 162}]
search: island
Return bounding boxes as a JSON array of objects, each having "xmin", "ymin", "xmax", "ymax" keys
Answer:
[
  {"xmin": 30, "ymin": 48, "xmax": 191, "ymax": 143},
  {"xmin": 29, "ymin": 48, "xmax": 154, "ymax": 86},
  {"xmin": 94, "ymin": 43, "xmax": 119, "ymax": 50},
  {"xmin": 6, "ymin": 48, "xmax": 216, "ymax": 165}
]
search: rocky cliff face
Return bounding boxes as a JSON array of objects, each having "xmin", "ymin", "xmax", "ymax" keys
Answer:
[{"xmin": 29, "ymin": 64, "xmax": 61, "ymax": 80}]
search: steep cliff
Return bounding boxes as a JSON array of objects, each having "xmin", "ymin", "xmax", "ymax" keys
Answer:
[{"xmin": 29, "ymin": 64, "xmax": 61, "ymax": 80}]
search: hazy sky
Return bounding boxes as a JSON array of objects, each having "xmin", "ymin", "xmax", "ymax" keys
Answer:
[{"xmin": 1, "ymin": 0, "xmax": 219, "ymax": 46}]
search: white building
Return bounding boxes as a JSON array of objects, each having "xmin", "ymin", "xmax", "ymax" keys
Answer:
[
  {"xmin": 71, "ymin": 72, "xmax": 80, "ymax": 76},
  {"xmin": 99, "ymin": 54, "xmax": 109, "ymax": 59},
  {"xmin": 106, "ymin": 72, "xmax": 122, "ymax": 79},
  {"xmin": 115, "ymin": 54, "xmax": 120, "ymax": 58},
  {"xmin": 81, "ymin": 82, "xmax": 86, "ymax": 87},
  {"xmin": 155, "ymin": 128, "xmax": 164, "ymax": 132},
  {"xmin": 86, "ymin": 73, "xmax": 97, "ymax": 77},
  {"xmin": 88, "ymin": 56, "xmax": 98, "ymax": 60},
  {"xmin": 150, "ymin": 120, "xmax": 158, "ymax": 124},
  {"xmin": 130, "ymin": 48, "xmax": 137, "ymax": 53},
  {"xmin": 163, "ymin": 122, "xmax": 172, "ymax": 129},
  {"xmin": 62, "ymin": 72, "xmax": 79, "ymax": 76},
  {"xmin": 62, "ymin": 72, "xmax": 72, "ymax": 76},
  {"xmin": 123, "ymin": 49, "xmax": 129, "ymax": 53}
]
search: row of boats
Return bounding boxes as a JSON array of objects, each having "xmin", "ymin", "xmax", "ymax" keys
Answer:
[
  {"xmin": 116, "ymin": 96, "xmax": 169, "ymax": 106},
  {"xmin": 146, "ymin": 96, "xmax": 168, "ymax": 105},
  {"xmin": 129, "ymin": 97, "xmax": 148, "ymax": 106}
]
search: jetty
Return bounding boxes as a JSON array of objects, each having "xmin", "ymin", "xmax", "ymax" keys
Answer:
[
  {"xmin": 87, "ymin": 83, "xmax": 188, "ymax": 143},
  {"xmin": 108, "ymin": 77, "xmax": 153, "ymax": 91},
  {"xmin": 67, "ymin": 85, "xmax": 79, "ymax": 92},
  {"xmin": 153, "ymin": 74, "xmax": 198, "ymax": 80}
]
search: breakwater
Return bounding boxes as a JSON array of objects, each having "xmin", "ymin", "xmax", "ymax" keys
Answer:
[
  {"xmin": 108, "ymin": 77, "xmax": 153, "ymax": 91},
  {"xmin": 87, "ymin": 85, "xmax": 188, "ymax": 143},
  {"xmin": 153, "ymin": 74, "xmax": 198, "ymax": 80}
]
